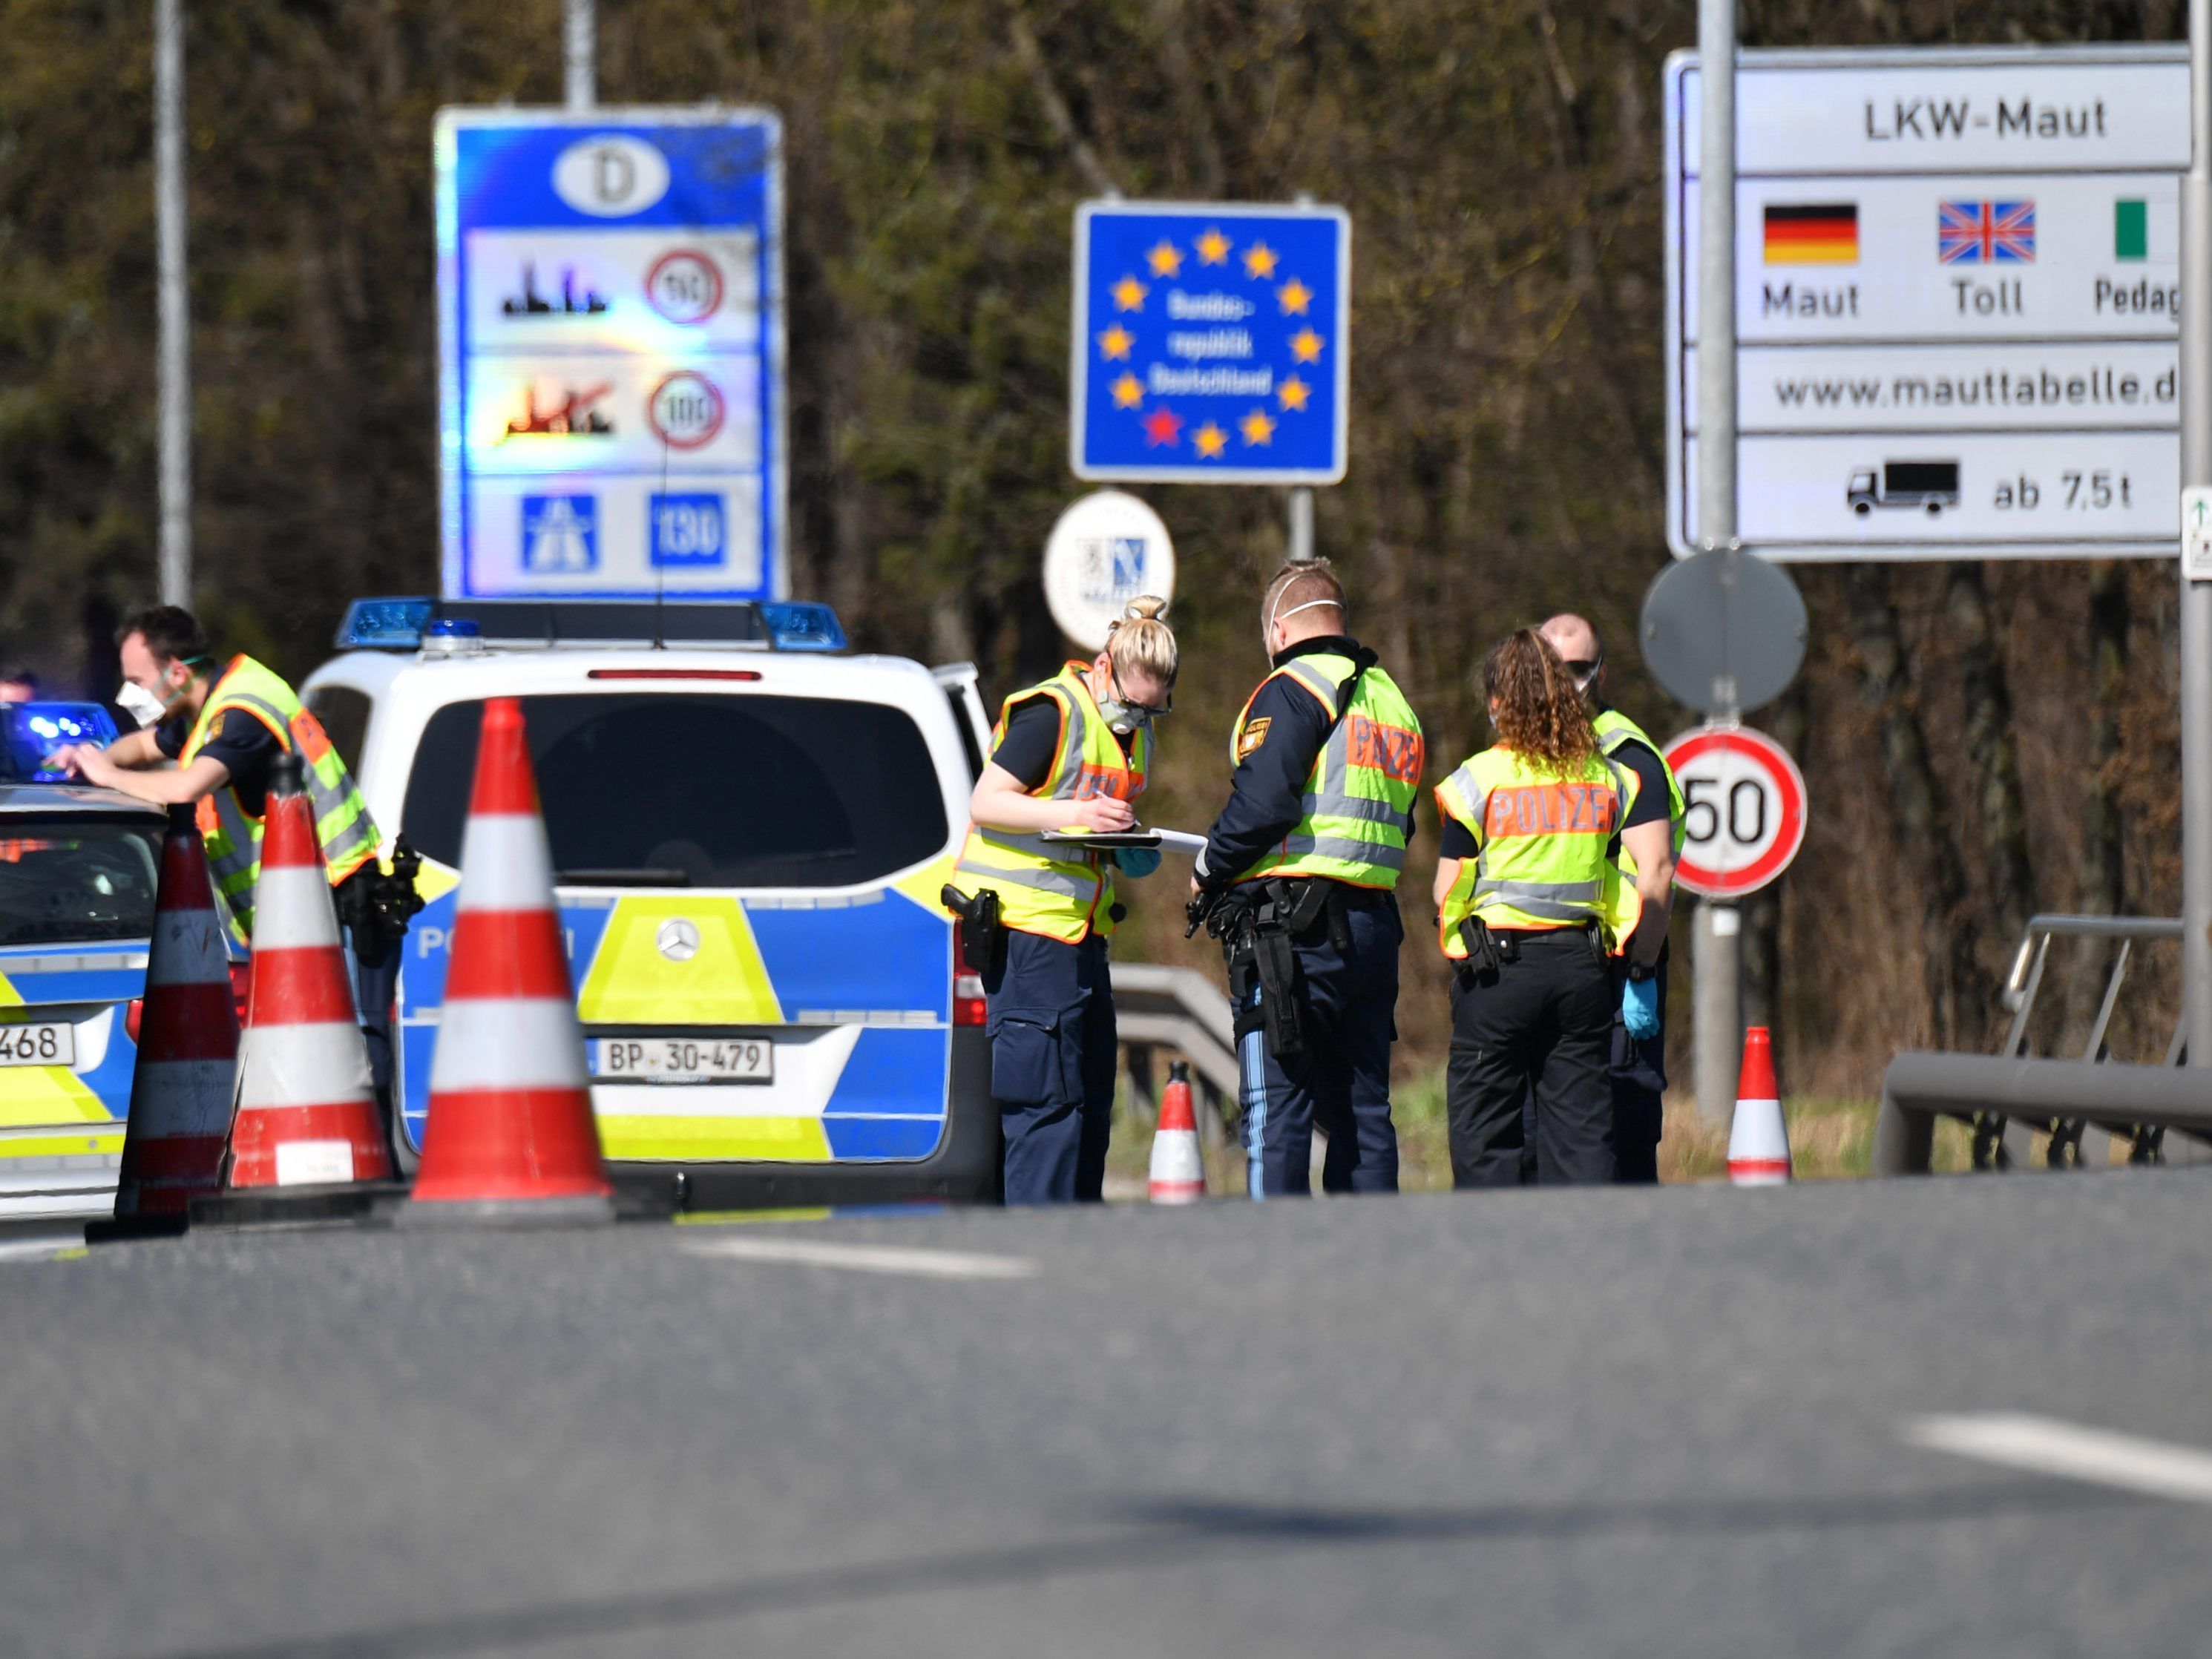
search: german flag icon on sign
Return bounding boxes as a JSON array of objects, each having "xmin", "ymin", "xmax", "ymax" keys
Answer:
[{"xmin": 1762, "ymin": 203, "xmax": 1858, "ymax": 265}]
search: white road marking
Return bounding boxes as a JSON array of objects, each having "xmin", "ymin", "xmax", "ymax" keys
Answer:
[
  {"xmin": 1906, "ymin": 1412, "xmax": 2212, "ymax": 1505},
  {"xmin": 684, "ymin": 1237, "xmax": 1036, "ymax": 1280}
]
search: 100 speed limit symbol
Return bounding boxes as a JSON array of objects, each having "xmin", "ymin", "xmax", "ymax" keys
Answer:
[{"xmin": 1658, "ymin": 725, "xmax": 1807, "ymax": 899}]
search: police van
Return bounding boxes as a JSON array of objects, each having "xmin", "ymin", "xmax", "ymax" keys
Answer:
[{"xmin": 303, "ymin": 597, "xmax": 997, "ymax": 1210}]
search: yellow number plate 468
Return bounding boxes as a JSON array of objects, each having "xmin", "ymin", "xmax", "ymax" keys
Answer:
[
  {"xmin": 591, "ymin": 1038, "xmax": 772, "ymax": 1085},
  {"xmin": 0, "ymin": 1022, "xmax": 74, "ymax": 1068}
]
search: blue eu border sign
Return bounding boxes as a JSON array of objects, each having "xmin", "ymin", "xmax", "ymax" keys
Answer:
[
  {"xmin": 436, "ymin": 106, "xmax": 787, "ymax": 600},
  {"xmin": 1071, "ymin": 200, "xmax": 1350, "ymax": 485}
]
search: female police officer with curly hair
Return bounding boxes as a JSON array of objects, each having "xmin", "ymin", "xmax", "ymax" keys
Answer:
[
  {"xmin": 1431, "ymin": 628, "xmax": 1638, "ymax": 1186},
  {"xmin": 954, "ymin": 598, "xmax": 1178, "ymax": 1204}
]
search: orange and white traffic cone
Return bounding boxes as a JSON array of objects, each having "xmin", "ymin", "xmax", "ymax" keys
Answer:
[
  {"xmin": 92, "ymin": 806, "xmax": 240, "ymax": 1238},
  {"xmin": 1726, "ymin": 1025, "xmax": 1792, "ymax": 1186},
  {"xmin": 400, "ymin": 697, "xmax": 612, "ymax": 1225},
  {"xmin": 1148, "ymin": 1060, "xmax": 1205, "ymax": 1204},
  {"xmin": 216, "ymin": 759, "xmax": 393, "ymax": 1204}
]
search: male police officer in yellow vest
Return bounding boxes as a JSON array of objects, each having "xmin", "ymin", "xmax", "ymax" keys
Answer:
[
  {"xmin": 1189, "ymin": 561, "xmax": 1423, "ymax": 1198},
  {"xmin": 1538, "ymin": 613, "xmax": 1681, "ymax": 1182},
  {"xmin": 48, "ymin": 608, "xmax": 396, "ymax": 1106}
]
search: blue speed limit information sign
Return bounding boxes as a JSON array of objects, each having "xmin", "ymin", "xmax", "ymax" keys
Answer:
[
  {"xmin": 1662, "ymin": 725, "xmax": 1808, "ymax": 899},
  {"xmin": 1070, "ymin": 200, "xmax": 1350, "ymax": 484}
]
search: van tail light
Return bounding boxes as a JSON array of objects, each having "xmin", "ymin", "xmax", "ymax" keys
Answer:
[
  {"xmin": 950, "ymin": 925, "xmax": 987, "ymax": 1028},
  {"xmin": 131, "ymin": 961, "xmax": 252, "ymax": 1044}
]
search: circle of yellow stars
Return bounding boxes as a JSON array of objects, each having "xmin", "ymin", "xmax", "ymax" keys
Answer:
[{"xmin": 1094, "ymin": 223, "xmax": 1325, "ymax": 460}]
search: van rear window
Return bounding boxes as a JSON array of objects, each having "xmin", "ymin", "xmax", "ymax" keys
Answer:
[
  {"xmin": 399, "ymin": 694, "xmax": 949, "ymax": 889},
  {"xmin": 0, "ymin": 817, "xmax": 163, "ymax": 947}
]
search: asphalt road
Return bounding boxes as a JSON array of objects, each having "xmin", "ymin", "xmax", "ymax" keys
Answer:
[{"xmin": 4, "ymin": 1168, "xmax": 2211, "ymax": 1658}]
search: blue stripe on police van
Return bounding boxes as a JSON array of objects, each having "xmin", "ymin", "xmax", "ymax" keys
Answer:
[{"xmin": 746, "ymin": 891, "xmax": 945, "ymax": 1022}]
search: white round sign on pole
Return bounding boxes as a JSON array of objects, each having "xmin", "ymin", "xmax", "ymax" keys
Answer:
[
  {"xmin": 1661, "ymin": 725, "xmax": 1808, "ymax": 899},
  {"xmin": 1043, "ymin": 490, "xmax": 1176, "ymax": 653}
]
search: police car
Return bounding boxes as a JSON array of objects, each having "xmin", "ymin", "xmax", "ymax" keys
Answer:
[
  {"xmin": 303, "ymin": 597, "xmax": 997, "ymax": 1209},
  {"xmin": 0, "ymin": 704, "xmax": 194, "ymax": 1220}
]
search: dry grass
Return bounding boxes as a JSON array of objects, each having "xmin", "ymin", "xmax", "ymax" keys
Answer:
[{"xmin": 1105, "ymin": 1066, "xmax": 1980, "ymax": 1197}]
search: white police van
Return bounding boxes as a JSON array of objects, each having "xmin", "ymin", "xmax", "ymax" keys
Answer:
[{"xmin": 303, "ymin": 598, "xmax": 997, "ymax": 1210}]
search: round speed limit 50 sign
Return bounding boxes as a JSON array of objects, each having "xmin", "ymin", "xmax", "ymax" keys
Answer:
[{"xmin": 1659, "ymin": 725, "xmax": 1807, "ymax": 899}]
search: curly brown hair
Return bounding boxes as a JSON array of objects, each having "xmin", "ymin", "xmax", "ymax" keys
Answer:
[{"xmin": 1482, "ymin": 628, "xmax": 1598, "ymax": 774}]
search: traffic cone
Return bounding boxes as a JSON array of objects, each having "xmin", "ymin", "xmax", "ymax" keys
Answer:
[
  {"xmin": 399, "ymin": 697, "xmax": 612, "ymax": 1225},
  {"xmin": 92, "ymin": 806, "xmax": 240, "ymax": 1238},
  {"xmin": 1726, "ymin": 1026, "xmax": 1792, "ymax": 1186},
  {"xmin": 216, "ymin": 760, "xmax": 393, "ymax": 1202},
  {"xmin": 1148, "ymin": 1060, "xmax": 1205, "ymax": 1204}
]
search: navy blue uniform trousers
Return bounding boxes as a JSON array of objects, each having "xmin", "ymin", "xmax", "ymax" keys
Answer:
[
  {"xmin": 1235, "ymin": 888, "xmax": 1401, "ymax": 1198},
  {"xmin": 1454, "ymin": 930, "xmax": 1616, "ymax": 1186},
  {"xmin": 985, "ymin": 928, "xmax": 1116, "ymax": 1205}
]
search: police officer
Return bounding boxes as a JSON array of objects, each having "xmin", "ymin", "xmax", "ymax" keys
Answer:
[
  {"xmin": 1538, "ymin": 612, "xmax": 1681, "ymax": 1183},
  {"xmin": 954, "ymin": 598, "xmax": 1178, "ymax": 1204},
  {"xmin": 1432, "ymin": 628, "xmax": 1638, "ymax": 1186},
  {"xmin": 1189, "ymin": 560, "xmax": 1423, "ymax": 1198},
  {"xmin": 47, "ymin": 608, "xmax": 398, "ymax": 1100}
]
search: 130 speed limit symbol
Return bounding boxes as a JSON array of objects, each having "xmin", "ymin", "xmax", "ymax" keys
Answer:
[{"xmin": 1659, "ymin": 725, "xmax": 1807, "ymax": 899}]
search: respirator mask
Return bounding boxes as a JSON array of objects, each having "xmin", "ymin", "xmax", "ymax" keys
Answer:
[
  {"xmin": 116, "ymin": 663, "xmax": 194, "ymax": 730},
  {"xmin": 1564, "ymin": 650, "xmax": 1604, "ymax": 697},
  {"xmin": 1094, "ymin": 667, "xmax": 1169, "ymax": 738},
  {"xmin": 1264, "ymin": 589, "xmax": 1342, "ymax": 653}
]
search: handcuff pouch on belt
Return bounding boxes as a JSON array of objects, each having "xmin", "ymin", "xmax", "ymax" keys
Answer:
[
  {"xmin": 1455, "ymin": 913, "xmax": 1514, "ymax": 986},
  {"xmin": 939, "ymin": 884, "xmax": 1008, "ymax": 981}
]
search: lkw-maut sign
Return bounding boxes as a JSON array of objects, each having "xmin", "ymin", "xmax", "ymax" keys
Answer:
[
  {"xmin": 436, "ymin": 107, "xmax": 786, "ymax": 599},
  {"xmin": 1071, "ymin": 201, "xmax": 1350, "ymax": 485},
  {"xmin": 1666, "ymin": 46, "xmax": 2191, "ymax": 561}
]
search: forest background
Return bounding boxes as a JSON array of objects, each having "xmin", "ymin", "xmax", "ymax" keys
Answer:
[{"xmin": 0, "ymin": 0, "xmax": 2192, "ymax": 1098}]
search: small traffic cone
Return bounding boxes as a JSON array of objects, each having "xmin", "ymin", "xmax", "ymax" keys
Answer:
[
  {"xmin": 399, "ymin": 697, "xmax": 612, "ymax": 1225},
  {"xmin": 1726, "ymin": 1026, "xmax": 1792, "ymax": 1186},
  {"xmin": 209, "ymin": 758, "xmax": 393, "ymax": 1213},
  {"xmin": 91, "ymin": 806, "xmax": 240, "ymax": 1238},
  {"xmin": 1148, "ymin": 1060, "xmax": 1205, "ymax": 1204}
]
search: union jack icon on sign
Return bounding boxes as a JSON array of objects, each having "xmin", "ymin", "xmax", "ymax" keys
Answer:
[{"xmin": 1938, "ymin": 200, "xmax": 2036, "ymax": 263}]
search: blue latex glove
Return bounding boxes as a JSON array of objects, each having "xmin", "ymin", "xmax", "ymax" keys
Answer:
[
  {"xmin": 1621, "ymin": 975, "xmax": 1661, "ymax": 1040},
  {"xmin": 1114, "ymin": 846, "xmax": 1163, "ymax": 878}
]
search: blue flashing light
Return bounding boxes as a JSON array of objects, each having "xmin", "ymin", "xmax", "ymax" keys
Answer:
[
  {"xmin": 336, "ymin": 597, "xmax": 437, "ymax": 651},
  {"xmin": 759, "ymin": 602, "xmax": 847, "ymax": 653},
  {"xmin": 425, "ymin": 617, "xmax": 482, "ymax": 639},
  {"xmin": 4, "ymin": 701, "xmax": 120, "ymax": 782}
]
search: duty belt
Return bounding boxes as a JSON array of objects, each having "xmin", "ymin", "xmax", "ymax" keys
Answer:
[{"xmin": 1198, "ymin": 878, "xmax": 1362, "ymax": 1062}]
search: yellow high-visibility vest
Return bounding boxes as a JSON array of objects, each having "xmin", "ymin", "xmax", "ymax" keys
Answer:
[
  {"xmin": 1434, "ymin": 745, "xmax": 1635, "ymax": 958},
  {"xmin": 180, "ymin": 655, "xmax": 378, "ymax": 945},
  {"xmin": 1592, "ymin": 709, "xmax": 1684, "ymax": 948},
  {"xmin": 954, "ymin": 662, "xmax": 1149, "ymax": 943},
  {"xmin": 1227, "ymin": 651, "xmax": 1423, "ymax": 890}
]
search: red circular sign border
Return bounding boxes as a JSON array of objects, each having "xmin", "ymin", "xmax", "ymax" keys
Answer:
[
  {"xmin": 1660, "ymin": 726, "xmax": 1808, "ymax": 899},
  {"xmin": 646, "ymin": 370, "xmax": 726, "ymax": 451},
  {"xmin": 644, "ymin": 249, "xmax": 725, "ymax": 325}
]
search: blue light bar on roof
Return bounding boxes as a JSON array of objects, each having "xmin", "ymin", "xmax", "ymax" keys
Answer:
[
  {"xmin": 758, "ymin": 602, "xmax": 847, "ymax": 652},
  {"xmin": 336, "ymin": 597, "xmax": 437, "ymax": 651},
  {"xmin": 3, "ymin": 702, "xmax": 120, "ymax": 781}
]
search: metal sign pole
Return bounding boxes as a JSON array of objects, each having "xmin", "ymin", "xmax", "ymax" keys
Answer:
[
  {"xmin": 565, "ymin": 0, "xmax": 595, "ymax": 111},
  {"xmin": 2184, "ymin": 0, "xmax": 2212, "ymax": 1066},
  {"xmin": 1693, "ymin": 0, "xmax": 1742, "ymax": 1123},
  {"xmin": 154, "ymin": 0, "xmax": 191, "ymax": 610},
  {"xmin": 1288, "ymin": 487, "xmax": 1314, "ymax": 563}
]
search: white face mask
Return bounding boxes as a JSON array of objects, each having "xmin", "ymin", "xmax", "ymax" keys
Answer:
[
  {"xmin": 116, "ymin": 676, "xmax": 182, "ymax": 730},
  {"xmin": 1264, "ymin": 594, "xmax": 1341, "ymax": 651}
]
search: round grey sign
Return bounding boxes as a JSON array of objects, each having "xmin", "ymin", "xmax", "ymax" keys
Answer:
[{"xmin": 1638, "ymin": 549, "xmax": 1807, "ymax": 716}]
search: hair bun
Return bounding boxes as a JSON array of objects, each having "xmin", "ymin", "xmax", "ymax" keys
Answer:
[{"xmin": 1123, "ymin": 594, "xmax": 1169, "ymax": 622}]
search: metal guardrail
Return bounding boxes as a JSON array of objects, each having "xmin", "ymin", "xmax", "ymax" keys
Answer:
[
  {"xmin": 1111, "ymin": 963, "xmax": 1240, "ymax": 1136},
  {"xmin": 1874, "ymin": 913, "xmax": 2209, "ymax": 1175}
]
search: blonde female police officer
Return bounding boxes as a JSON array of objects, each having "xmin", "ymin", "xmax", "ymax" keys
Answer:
[
  {"xmin": 956, "ymin": 599, "xmax": 1178, "ymax": 1204},
  {"xmin": 1432, "ymin": 629, "xmax": 1639, "ymax": 1186}
]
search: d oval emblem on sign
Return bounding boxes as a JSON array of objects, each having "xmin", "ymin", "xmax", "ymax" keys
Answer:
[
  {"xmin": 551, "ymin": 135, "xmax": 672, "ymax": 217},
  {"xmin": 1661, "ymin": 726, "xmax": 1808, "ymax": 899},
  {"xmin": 1043, "ymin": 490, "xmax": 1177, "ymax": 652}
]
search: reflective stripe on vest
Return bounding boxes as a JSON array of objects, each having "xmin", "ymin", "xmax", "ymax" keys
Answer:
[
  {"xmin": 954, "ymin": 662, "xmax": 1149, "ymax": 943},
  {"xmin": 1434, "ymin": 746, "xmax": 1635, "ymax": 955},
  {"xmin": 181, "ymin": 656, "xmax": 379, "ymax": 945},
  {"xmin": 1228, "ymin": 652, "xmax": 1423, "ymax": 890}
]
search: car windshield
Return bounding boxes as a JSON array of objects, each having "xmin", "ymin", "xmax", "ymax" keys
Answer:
[
  {"xmin": 0, "ymin": 816, "xmax": 163, "ymax": 947},
  {"xmin": 401, "ymin": 692, "xmax": 951, "ymax": 888}
]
